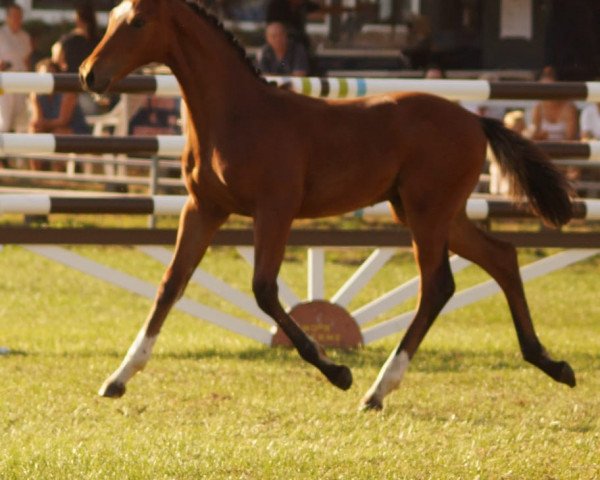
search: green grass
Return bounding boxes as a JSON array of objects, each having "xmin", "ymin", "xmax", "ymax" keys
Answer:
[{"xmin": 0, "ymin": 245, "xmax": 599, "ymax": 479}]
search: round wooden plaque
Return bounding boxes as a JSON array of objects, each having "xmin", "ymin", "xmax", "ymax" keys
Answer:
[{"xmin": 271, "ymin": 300, "xmax": 363, "ymax": 349}]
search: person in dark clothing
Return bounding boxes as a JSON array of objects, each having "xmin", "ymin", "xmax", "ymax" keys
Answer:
[
  {"xmin": 259, "ymin": 21, "xmax": 309, "ymax": 75},
  {"xmin": 29, "ymin": 58, "xmax": 91, "ymax": 171},
  {"xmin": 265, "ymin": 0, "xmax": 362, "ymax": 75},
  {"xmin": 266, "ymin": 0, "xmax": 320, "ymax": 52},
  {"xmin": 53, "ymin": 0, "xmax": 99, "ymax": 73},
  {"xmin": 53, "ymin": 1, "xmax": 118, "ymax": 115}
]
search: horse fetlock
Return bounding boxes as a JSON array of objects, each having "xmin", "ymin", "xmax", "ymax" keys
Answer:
[
  {"xmin": 556, "ymin": 361, "xmax": 576, "ymax": 387},
  {"xmin": 294, "ymin": 337, "xmax": 352, "ymax": 389},
  {"xmin": 322, "ymin": 363, "xmax": 353, "ymax": 391},
  {"xmin": 359, "ymin": 392, "xmax": 384, "ymax": 412},
  {"xmin": 521, "ymin": 341, "xmax": 545, "ymax": 364},
  {"xmin": 98, "ymin": 378, "xmax": 126, "ymax": 398},
  {"xmin": 378, "ymin": 350, "xmax": 410, "ymax": 393},
  {"xmin": 359, "ymin": 350, "xmax": 410, "ymax": 410},
  {"xmin": 522, "ymin": 344, "xmax": 577, "ymax": 387},
  {"xmin": 541, "ymin": 359, "xmax": 577, "ymax": 388},
  {"xmin": 297, "ymin": 336, "xmax": 323, "ymax": 365},
  {"xmin": 123, "ymin": 334, "xmax": 157, "ymax": 372}
]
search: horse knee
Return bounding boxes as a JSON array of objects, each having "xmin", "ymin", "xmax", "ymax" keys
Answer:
[
  {"xmin": 436, "ymin": 258, "xmax": 455, "ymax": 299},
  {"xmin": 496, "ymin": 240, "xmax": 518, "ymax": 267},
  {"xmin": 437, "ymin": 271, "xmax": 455, "ymax": 309},
  {"xmin": 252, "ymin": 278, "xmax": 279, "ymax": 314},
  {"xmin": 156, "ymin": 270, "xmax": 187, "ymax": 306},
  {"xmin": 440, "ymin": 263, "xmax": 455, "ymax": 299},
  {"xmin": 424, "ymin": 261, "xmax": 455, "ymax": 313},
  {"xmin": 490, "ymin": 240, "xmax": 523, "ymax": 285}
]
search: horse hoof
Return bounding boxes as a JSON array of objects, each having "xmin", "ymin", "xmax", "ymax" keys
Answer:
[
  {"xmin": 359, "ymin": 395, "xmax": 383, "ymax": 412},
  {"xmin": 327, "ymin": 364, "xmax": 353, "ymax": 390},
  {"xmin": 557, "ymin": 361, "xmax": 576, "ymax": 388},
  {"xmin": 98, "ymin": 380, "xmax": 126, "ymax": 398}
]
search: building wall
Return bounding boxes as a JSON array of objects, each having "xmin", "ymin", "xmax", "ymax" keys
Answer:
[
  {"xmin": 419, "ymin": 0, "xmax": 555, "ymax": 71},
  {"xmin": 481, "ymin": 0, "xmax": 551, "ymax": 70}
]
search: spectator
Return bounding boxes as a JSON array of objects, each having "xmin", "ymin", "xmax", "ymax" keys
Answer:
[
  {"xmin": 490, "ymin": 110, "xmax": 527, "ymax": 196},
  {"xmin": 529, "ymin": 67, "xmax": 581, "ymax": 184},
  {"xmin": 404, "ymin": 14, "xmax": 432, "ymax": 69},
  {"xmin": 504, "ymin": 110, "xmax": 527, "ymax": 136},
  {"xmin": 52, "ymin": 0, "xmax": 99, "ymax": 74},
  {"xmin": 129, "ymin": 97, "xmax": 181, "ymax": 136},
  {"xmin": 265, "ymin": 0, "xmax": 324, "ymax": 52},
  {"xmin": 579, "ymin": 101, "xmax": 600, "ymax": 196},
  {"xmin": 52, "ymin": 1, "xmax": 105, "ymax": 116},
  {"xmin": 580, "ymin": 102, "xmax": 600, "ymax": 140},
  {"xmin": 266, "ymin": 0, "xmax": 360, "ymax": 51},
  {"xmin": 423, "ymin": 63, "xmax": 445, "ymax": 79},
  {"xmin": 29, "ymin": 59, "xmax": 90, "ymax": 171},
  {"xmin": 530, "ymin": 68, "xmax": 578, "ymax": 141},
  {"xmin": 0, "ymin": 2, "xmax": 32, "ymax": 137},
  {"xmin": 259, "ymin": 22, "xmax": 309, "ymax": 76}
]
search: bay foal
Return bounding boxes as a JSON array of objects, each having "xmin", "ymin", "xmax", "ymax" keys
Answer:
[{"xmin": 80, "ymin": 0, "xmax": 575, "ymax": 410}]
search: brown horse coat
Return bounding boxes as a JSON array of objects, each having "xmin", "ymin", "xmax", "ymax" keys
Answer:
[{"xmin": 80, "ymin": 0, "xmax": 575, "ymax": 409}]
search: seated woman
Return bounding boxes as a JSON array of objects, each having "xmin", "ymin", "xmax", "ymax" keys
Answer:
[
  {"xmin": 580, "ymin": 101, "xmax": 600, "ymax": 140},
  {"xmin": 530, "ymin": 67, "xmax": 578, "ymax": 141},
  {"xmin": 489, "ymin": 110, "xmax": 527, "ymax": 196},
  {"xmin": 529, "ymin": 67, "xmax": 581, "ymax": 183},
  {"xmin": 29, "ymin": 59, "xmax": 90, "ymax": 171},
  {"xmin": 579, "ymin": 102, "xmax": 600, "ymax": 195},
  {"xmin": 258, "ymin": 21, "xmax": 309, "ymax": 76}
]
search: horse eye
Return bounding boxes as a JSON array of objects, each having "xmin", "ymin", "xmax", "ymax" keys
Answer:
[{"xmin": 130, "ymin": 16, "xmax": 145, "ymax": 28}]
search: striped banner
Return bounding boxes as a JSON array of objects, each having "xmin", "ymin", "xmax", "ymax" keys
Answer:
[
  {"xmin": 1, "ymin": 195, "xmax": 598, "ymax": 221},
  {"xmin": 2, "ymin": 133, "xmax": 600, "ymax": 160},
  {"xmin": 3, "ymin": 72, "xmax": 600, "ymax": 101}
]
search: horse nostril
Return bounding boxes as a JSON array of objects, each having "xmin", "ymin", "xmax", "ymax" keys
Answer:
[{"xmin": 84, "ymin": 70, "xmax": 95, "ymax": 89}]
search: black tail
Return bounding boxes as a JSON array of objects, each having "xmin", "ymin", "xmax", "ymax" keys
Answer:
[{"xmin": 480, "ymin": 117, "xmax": 573, "ymax": 227}]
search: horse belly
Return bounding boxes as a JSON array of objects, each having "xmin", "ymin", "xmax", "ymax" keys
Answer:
[{"xmin": 298, "ymin": 156, "xmax": 397, "ymax": 218}]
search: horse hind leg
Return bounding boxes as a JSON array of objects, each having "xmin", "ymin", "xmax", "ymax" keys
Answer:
[
  {"xmin": 98, "ymin": 198, "xmax": 229, "ymax": 398},
  {"xmin": 252, "ymin": 208, "xmax": 352, "ymax": 390},
  {"xmin": 448, "ymin": 214, "xmax": 575, "ymax": 387},
  {"xmin": 361, "ymin": 209, "xmax": 456, "ymax": 410}
]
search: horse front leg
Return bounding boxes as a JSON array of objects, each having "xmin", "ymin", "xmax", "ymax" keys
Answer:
[
  {"xmin": 99, "ymin": 197, "xmax": 229, "ymax": 398},
  {"xmin": 252, "ymin": 208, "xmax": 353, "ymax": 390}
]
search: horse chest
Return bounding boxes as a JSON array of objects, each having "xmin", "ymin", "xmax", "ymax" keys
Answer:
[{"xmin": 185, "ymin": 153, "xmax": 255, "ymax": 215}]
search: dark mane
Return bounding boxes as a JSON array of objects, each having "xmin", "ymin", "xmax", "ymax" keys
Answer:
[{"xmin": 183, "ymin": 1, "xmax": 268, "ymax": 84}]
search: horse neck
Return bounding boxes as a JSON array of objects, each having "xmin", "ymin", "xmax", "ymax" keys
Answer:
[{"xmin": 165, "ymin": 9, "xmax": 266, "ymax": 138}]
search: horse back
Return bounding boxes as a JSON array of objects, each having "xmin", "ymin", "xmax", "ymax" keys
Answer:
[{"xmin": 281, "ymin": 91, "xmax": 486, "ymax": 217}]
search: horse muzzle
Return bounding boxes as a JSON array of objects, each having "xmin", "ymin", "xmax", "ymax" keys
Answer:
[{"xmin": 79, "ymin": 62, "xmax": 111, "ymax": 94}]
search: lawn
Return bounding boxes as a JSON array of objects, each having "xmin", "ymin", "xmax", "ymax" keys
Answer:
[{"xmin": 0, "ymin": 243, "xmax": 598, "ymax": 479}]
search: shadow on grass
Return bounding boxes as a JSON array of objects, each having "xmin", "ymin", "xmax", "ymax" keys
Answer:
[
  {"xmin": 26, "ymin": 345, "xmax": 597, "ymax": 375},
  {"xmin": 0, "ymin": 349, "xmax": 28, "ymax": 357},
  {"xmin": 360, "ymin": 348, "xmax": 599, "ymax": 373}
]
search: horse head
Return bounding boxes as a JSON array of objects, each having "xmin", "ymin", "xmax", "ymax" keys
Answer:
[{"xmin": 80, "ymin": 0, "xmax": 170, "ymax": 94}]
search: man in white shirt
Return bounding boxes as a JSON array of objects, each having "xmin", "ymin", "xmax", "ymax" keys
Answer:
[
  {"xmin": 0, "ymin": 3, "xmax": 32, "ymax": 134},
  {"xmin": 579, "ymin": 103, "xmax": 600, "ymax": 140}
]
